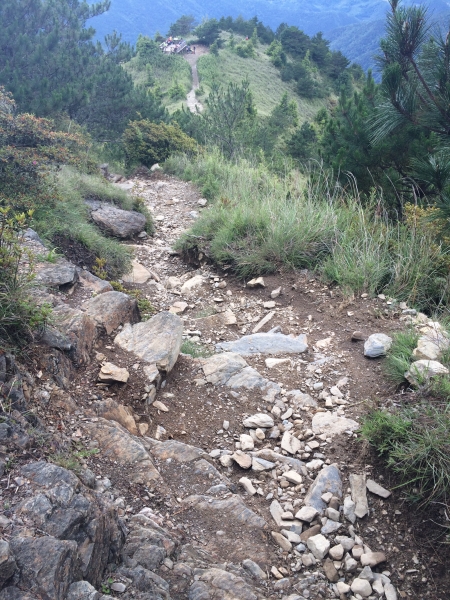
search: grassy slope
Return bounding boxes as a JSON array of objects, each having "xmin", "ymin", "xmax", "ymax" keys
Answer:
[
  {"xmin": 123, "ymin": 53, "xmax": 192, "ymax": 114},
  {"xmin": 197, "ymin": 35, "xmax": 327, "ymax": 120}
]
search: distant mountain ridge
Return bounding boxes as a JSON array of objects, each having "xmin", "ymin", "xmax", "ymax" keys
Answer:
[{"xmin": 89, "ymin": 0, "xmax": 450, "ymax": 70}]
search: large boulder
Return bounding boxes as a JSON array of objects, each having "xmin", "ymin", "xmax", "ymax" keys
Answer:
[
  {"xmin": 80, "ymin": 418, "xmax": 160, "ymax": 485},
  {"xmin": 35, "ymin": 258, "xmax": 79, "ymax": 289},
  {"xmin": 90, "ymin": 204, "xmax": 146, "ymax": 238},
  {"xmin": 83, "ymin": 291, "xmax": 139, "ymax": 335},
  {"xmin": 114, "ymin": 311, "xmax": 183, "ymax": 374},
  {"xmin": 8, "ymin": 461, "xmax": 124, "ymax": 595}
]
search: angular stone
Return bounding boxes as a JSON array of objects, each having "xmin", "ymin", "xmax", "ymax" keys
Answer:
[
  {"xmin": 270, "ymin": 500, "xmax": 302, "ymax": 529},
  {"xmin": 304, "ymin": 465, "xmax": 342, "ymax": 512},
  {"xmin": 169, "ymin": 301, "xmax": 188, "ymax": 314},
  {"xmin": 91, "ymin": 204, "xmax": 146, "ymax": 238},
  {"xmin": 329, "ymin": 544, "xmax": 344, "ymax": 560},
  {"xmin": 364, "ymin": 333, "xmax": 392, "ymax": 358},
  {"xmin": 285, "ymin": 390, "xmax": 318, "ymax": 408},
  {"xmin": 306, "ymin": 534, "xmax": 330, "ymax": 559},
  {"xmin": 350, "ymin": 474, "xmax": 369, "ymax": 519},
  {"xmin": 295, "ymin": 506, "xmax": 318, "ymax": 522},
  {"xmin": 231, "ymin": 451, "xmax": 252, "ymax": 469},
  {"xmin": 251, "ymin": 457, "xmax": 275, "ymax": 472},
  {"xmin": 240, "ymin": 434, "xmax": 254, "ymax": 451},
  {"xmin": 78, "ymin": 269, "xmax": 113, "ymax": 294},
  {"xmin": 35, "ymin": 258, "xmax": 78, "ymax": 288},
  {"xmin": 81, "ymin": 418, "xmax": 159, "ymax": 484},
  {"xmin": 284, "ymin": 470, "xmax": 302, "ymax": 485},
  {"xmin": 311, "ymin": 412, "xmax": 358, "ymax": 437},
  {"xmin": 281, "ymin": 431, "xmax": 301, "ymax": 454},
  {"xmin": 336, "ymin": 581, "xmax": 350, "ymax": 594},
  {"xmin": 405, "ymin": 360, "xmax": 449, "ymax": 386},
  {"xmin": 202, "ymin": 353, "xmax": 280, "ymax": 394},
  {"xmin": 67, "ymin": 581, "xmax": 100, "ymax": 600},
  {"xmin": 366, "ymin": 479, "xmax": 391, "ymax": 498},
  {"xmin": 360, "ymin": 551, "xmax": 386, "ymax": 567},
  {"xmin": 50, "ymin": 305, "xmax": 96, "ymax": 366},
  {"xmin": 351, "ymin": 578, "xmax": 372, "ymax": 597},
  {"xmin": 271, "ymin": 531, "xmax": 292, "ymax": 552},
  {"xmin": 180, "ymin": 275, "xmax": 204, "ymax": 294},
  {"xmin": 321, "ymin": 520, "xmax": 342, "ymax": 535},
  {"xmin": 242, "ymin": 559, "xmax": 266, "ymax": 580},
  {"xmin": 84, "ymin": 291, "xmax": 139, "ymax": 335},
  {"xmin": 0, "ymin": 541, "xmax": 16, "ymax": 588},
  {"xmin": 114, "ymin": 311, "xmax": 183, "ymax": 373},
  {"xmin": 243, "ymin": 413, "xmax": 274, "ymax": 428},
  {"xmin": 343, "ymin": 496, "xmax": 356, "ymax": 523},
  {"xmin": 88, "ymin": 398, "xmax": 137, "ymax": 435},
  {"xmin": 252, "ymin": 449, "xmax": 305, "ymax": 475},
  {"xmin": 98, "ymin": 362, "xmax": 129, "ymax": 383},
  {"xmin": 189, "ymin": 568, "xmax": 258, "ymax": 600},
  {"xmin": 239, "ymin": 477, "xmax": 256, "ymax": 495},
  {"xmin": 322, "ymin": 558, "xmax": 339, "ymax": 582},
  {"xmin": 247, "ymin": 277, "xmax": 265, "ymax": 288},
  {"xmin": 265, "ymin": 358, "xmax": 291, "ymax": 368},
  {"xmin": 122, "ymin": 260, "xmax": 151, "ymax": 284},
  {"xmin": 148, "ymin": 439, "xmax": 206, "ymax": 463},
  {"xmin": 413, "ymin": 339, "xmax": 441, "ymax": 361},
  {"xmin": 384, "ymin": 582, "xmax": 398, "ymax": 600},
  {"xmin": 216, "ymin": 332, "xmax": 307, "ymax": 356}
]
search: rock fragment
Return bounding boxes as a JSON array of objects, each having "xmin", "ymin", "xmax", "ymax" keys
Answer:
[
  {"xmin": 349, "ymin": 473, "xmax": 369, "ymax": 518},
  {"xmin": 366, "ymin": 479, "xmax": 391, "ymax": 498},
  {"xmin": 364, "ymin": 333, "xmax": 392, "ymax": 357}
]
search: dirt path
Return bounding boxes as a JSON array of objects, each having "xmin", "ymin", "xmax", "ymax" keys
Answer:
[
  {"xmin": 78, "ymin": 172, "xmax": 448, "ymax": 599},
  {"xmin": 183, "ymin": 45, "xmax": 208, "ymax": 112}
]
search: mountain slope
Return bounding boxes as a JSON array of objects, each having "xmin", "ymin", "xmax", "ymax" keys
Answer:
[{"xmin": 89, "ymin": 0, "xmax": 449, "ymax": 45}]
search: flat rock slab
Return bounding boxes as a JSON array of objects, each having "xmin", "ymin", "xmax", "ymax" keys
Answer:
[
  {"xmin": 35, "ymin": 259, "xmax": 78, "ymax": 288},
  {"xmin": 201, "ymin": 352, "xmax": 280, "ymax": 394},
  {"xmin": 366, "ymin": 479, "xmax": 391, "ymax": 498},
  {"xmin": 83, "ymin": 291, "xmax": 139, "ymax": 335},
  {"xmin": 350, "ymin": 473, "xmax": 369, "ymax": 519},
  {"xmin": 183, "ymin": 494, "xmax": 266, "ymax": 530},
  {"xmin": 148, "ymin": 439, "xmax": 207, "ymax": 463},
  {"xmin": 312, "ymin": 412, "xmax": 358, "ymax": 437},
  {"xmin": 98, "ymin": 362, "xmax": 129, "ymax": 384},
  {"xmin": 216, "ymin": 332, "xmax": 307, "ymax": 356},
  {"xmin": 78, "ymin": 268, "xmax": 113, "ymax": 294},
  {"xmin": 114, "ymin": 311, "xmax": 183, "ymax": 373},
  {"xmin": 90, "ymin": 204, "xmax": 146, "ymax": 238},
  {"xmin": 189, "ymin": 568, "xmax": 259, "ymax": 600},
  {"xmin": 304, "ymin": 465, "xmax": 342, "ymax": 512},
  {"xmin": 81, "ymin": 418, "xmax": 159, "ymax": 484},
  {"xmin": 122, "ymin": 260, "xmax": 151, "ymax": 284}
]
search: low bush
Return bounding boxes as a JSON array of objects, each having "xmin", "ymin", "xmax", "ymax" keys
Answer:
[
  {"xmin": 0, "ymin": 210, "xmax": 51, "ymax": 348},
  {"xmin": 360, "ymin": 404, "xmax": 450, "ymax": 507}
]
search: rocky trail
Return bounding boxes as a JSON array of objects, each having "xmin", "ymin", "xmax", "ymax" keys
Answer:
[
  {"xmin": 183, "ymin": 46, "xmax": 208, "ymax": 113},
  {"xmin": 0, "ymin": 169, "xmax": 449, "ymax": 600}
]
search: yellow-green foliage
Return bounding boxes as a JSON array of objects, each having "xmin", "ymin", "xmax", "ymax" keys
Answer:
[{"xmin": 123, "ymin": 120, "xmax": 198, "ymax": 167}]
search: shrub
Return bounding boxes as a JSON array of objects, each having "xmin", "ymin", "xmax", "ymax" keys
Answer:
[
  {"xmin": 0, "ymin": 209, "xmax": 51, "ymax": 348},
  {"xmin": 360, "ymin": 404, "xmax": 450, "ymax": 507},
  {"xmin": 123, "ymin": 120, "xmax": 198, "ymax": 168},
  {"xmin": 168, "ymin": 81, "xmax": 186, "ymax": 101}
]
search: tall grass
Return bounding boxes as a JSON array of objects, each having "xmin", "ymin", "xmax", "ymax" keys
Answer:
[
  {"xmin": 32, "ymin": 168, "xmax": 143, "ymax": 278},
  {"xmin": 166, "ymin": 151, "xmax": 450, "ymax": 311}
]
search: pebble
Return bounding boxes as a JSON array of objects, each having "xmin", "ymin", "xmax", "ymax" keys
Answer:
[
  {"xmin": 360, "ymin": 551, "xmax": 387, "ymax": 567},
  {"xmin": 153, "ymin": 400, "xmax": 169, "ymax": 412},
  {"xmin": 366, "ymin": 479, "xmax": 391, "ymax": 498},
  {"xmin": 110, "ymin": 583, "xmax": 127, "ymax": 593},
  {"xmin": 306, "ymin": 534, "xmax": 330, "ymax": 559},
  {"xmin": 350, "ymin": 578, "xmax": 372, "ymax": 597},
  {"xmin": 239, "ymin": 477, "xmax": 257, "ymax": 496},
  {"xmin": 295, "ymin": 506, "xmax": 318, "ymax": 523}
]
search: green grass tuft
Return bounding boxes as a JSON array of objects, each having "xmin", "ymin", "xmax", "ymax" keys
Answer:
[
  {"xmin": 383, "ymin": 329, "xmax": 420, "ymax": 385},
  {"xmin": 181, "ymin": 339, "xmax": 212, "ymax": 358}
]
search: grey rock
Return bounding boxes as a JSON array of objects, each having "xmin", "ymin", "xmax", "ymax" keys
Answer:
[
  {"xmin": 39, "ymin": 327, "xmax": 73, "ymax": 352},
  {"xmin": 242, "ymin": 559, "xmax": 266, "ymax": 580},
  {"xmin": 77, "ymin": 269, "xmax": 113, "ymax": 294},
  {"xmin": 183, "ymin": 494, "xmax": 266, "ymax": 529},
  {"xmin": 10, "ymin": 536, "xmax": 79, "ymax": 600},
  {"xmin": 320, "ymin": 520, "xmax": 342, "ymax": 535},
  {"xmin": 148, "ymin": 439, "xmax": 207, "ymax": 462},
  {"xmin": 24, "ymin": 228, "xmax": 44, "ymax": 244},
  {"xmin": 83, "ymin": 291, "xmax": 139, "ymax": 335},
  {"xmin": 115, "ymin": 311, "xmax": 183, "ymax": 373},
  {"xmin": 216, "ymin": 332, "xmax": 307, "ymax": 356},
  {"xmin": 285, "ymin": 390, "xmax": 318, "ymax": 408},
  {"xmin": 35, "ymin": 259, "xmax": 79, "ymax": 288},
  {"xmin": 364, "ymin": 333, "xmax": 392, "ymax": 358},
  {"xmin": 350, "ymin": 473, "xmax": 369, "ymax": 519},
  {"xmin": 304, "ymin": 465, "xmax": 342, "ymax": 511},
  {"xmin": 251, "ymin": 449, "xmax": 306, "ymax": 475},
  {"xmin": 366, "ymin": 479, "xmax": 391, "ymax": 498},
  {"xmin": 0, "ymin": 588, "xmax": 38, "ymax": 600},
  {"xmin": 311, "ymin": 412, "xmax": 358, "ymax": 437},
  {"xmin": 343, "ymin": 496, "xmax": 356, "ymax": 523},
  {"xmin": 50, "ymin": 304, "xmax": 97, "ymax": 366},
  {"xmin": 90, "ymin": 204, "xmax": 146, "ymax": 238},
  {"xmin": 189, "ymin": 568, "xmax": 258, "ymax": 600},
  {"xmin": 0, "ymin": 540, "xmax": 16, "ymax": 587},
  {"xmin": 306, "ymin": 534, "xmax": 330, "ymax": 560},
  {"xmin": 384, "ymin": 583, "xmax": 398, "ymax": 600},
  {"xmin": 119, "ymin": 565, "xmax": 170, "ymax": 593},
  {"xmin": 405, "ymin": 359, "xmax": 449, "ymax": 386},
  {"xmin": 243, "ymin": 413, "xmax": 274, "ymax": 428},
  {"xmin": 67, "ymin": 581, "xmax": 100, "ymax": 600},
  {"xmin": 201, "ymin": 352, "xmax": 280, "ymax": 394}
]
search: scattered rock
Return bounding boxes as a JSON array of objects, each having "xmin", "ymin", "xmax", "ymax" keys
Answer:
[
  {"xmin": 350, "ymin": 473, "xmax": 369, "ymax": 519},
  {"xmin": 114, "ymin": 311, "xmax": 183, "ymax": 374},
  {"xmin": 243, "ymin": 413, "xmax": 274, "ymax": 428},
  {"xmin": 247, "ymin": 277, "xmax": 265, "ymax": 288},
  {"xmin": 351, "ymin": 331, "xmax": 365, "ymax": 341},
  {"xmin": 360, "ymin": 552, "xmax": 387, "ymax": 567},
  {"xmin": 97, "ymin": 362, "xmax": 129, "ymax": 384},
  {"xmin": 351, "ymin": 578, "xmax": 372, "ymax": 597},
  {"xmin": 281, "ymin": 431, "xmax": 301, "ymax": 454},
  {"xmin": 122, "ymin": 260, "xmax": 151, "ymax": 284},
  {"xmin": 270, "ymin": 287, "xmax": 281, "ymax": 298},
  {"xmin": 90, "ymin": 204, "xmax": 146, "ymax": 238},
  {"xmin": 304, "ymin": 465, "xmax": 342, "ymax": 512},
  {"xmin": 364, "ymin": 333, "xmax": 392, "ymax": 358},
  {"xmin": 306, "ymin": 534, "xmax": 330, "ymax": 560},
  {"xmin": 311, "ymin": 412, "xmax": 358, "ymax": 437},
  {"xmin": 84, "ymin": 291, "xmax": 139, "ymax": 335},
  {"xmin": 35, "ymin": 258, "xmax": 79, "ymax": 288},
  {"xmin": 239, "ymin": 477, "xmax": 256, "ymax": 495},
  {"xmin": 322, "ymin": 558, "xmax": 339, "ymax": 582},
  {"xmin": 295, "ymin": 506, "xmax": 318, "ymax": 523},
  {"xmin": 271, "ymin": 531, "xmax": 292, "ymax": 552},
  {"xmin": 180, "ymin": 275, "xmax": 204, "ymax": 294},
  {"xmin": 216, "ymin": 332, "xmax": 307, "ymax": 356},
  {"xmin": 366, "ymin": 479, "xmax": 391, "ymax": 498},
  {"xmin": 405, "ymin": 359, "xmax": 449, "ymax": 386}
]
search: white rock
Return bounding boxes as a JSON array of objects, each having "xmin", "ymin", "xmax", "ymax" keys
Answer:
[
  {"xmin": 281, "ymin": 431, "xmax": 301, "ymax": 454},
  {"xmin": 243, "ymin": 413, "xmax": 274, "ymax": 428},
  {"xmin": 265, "ymin": 358, "xmax": 291, "ymax": 369},
  {"xmin": 252, "ymin": 457, "xmax": 275, "ymax": 471},
  {"xmin": 219, "ymin": 455, "xmax": 234, "ymax": 468},
  {"xmin": 364, "ymin": 333, "xmax": 392, "ymax": 358},
  {"xmin": 384, "ymin": 583, "xmax": 398, "ymax": 600},
  {"xmin": 180, "ymin": 275, "xmax": 204, "ymax": 294},
  {"xmin": 98, "ymin": 362, "xmax": 129, "ymax": 383},
  {"xmin": 366, "ymin": 479, "xmax": 391, "ymax": 498},
  {"xmin": 306, "ymin": 534, "xmax": 330, "ymax": 559},
  {"xmin": 284, "ymin": 470, "xmax": 302, "ymax": 485},
  {"xmin": 351, "ymin": 578, "xmax": 372, "ymax": 597},
  {"xmin": 413, "ymin": 339, "xmax": 441, "ymax": 361},
  {"xmin": 153, "ymin": 400, "xmax": 168, "ymax": 412},
  {"xmin": 329, "ymin": 386, "xmax": 343, "ymax": 398},
  {"xmin": 123, "ymin": 260, "xmax": 151, "ymax": 284},
  {"xmin": 343, "ymin": 496, "xmax": 356, "ymax": 523},
  {"xmin": 295, "ymin": 506, "xmax": 318, "ymax": 522},
  {"xmin": 350, "ymin": 473, "xmax": 369, "ymax": 519},
  {"xmin": 271, "ymin": 286, "xmax": 281, "ymax": 298},
  {"xmin": 405, "ymin": 360, "xmax": 449, "ymax": 386},
  {"xmin": 325, "ymin": 507, "xmax": 340, "ymax": 521},
  {"xmin": 311, "ymin": 412, "xmax": 358, "ymax": 437},
  {"xmin": 247, "ymin": 277, "xmax": 265, "ymax": 288},
  {"xmin": 336, "ymin": 581, "xmax": 350, "ymax": 594},
  {"xmin": 239, "ymin": 477, "xmax": 256, "ymax": 495},
  {"xmin": 329, "ymin": 544, "xmax": 344, "ymax": 560},
  {"xmin": 240, "ymin": 434, "xmax": 255, "ymax": 451},
  {"xmin": 344, "ymin": 554, "xmax": 358, "ymax": 572},
  {"xmin": 231, "ymin": 451, "xmax": 252, "ymax": 469}
]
